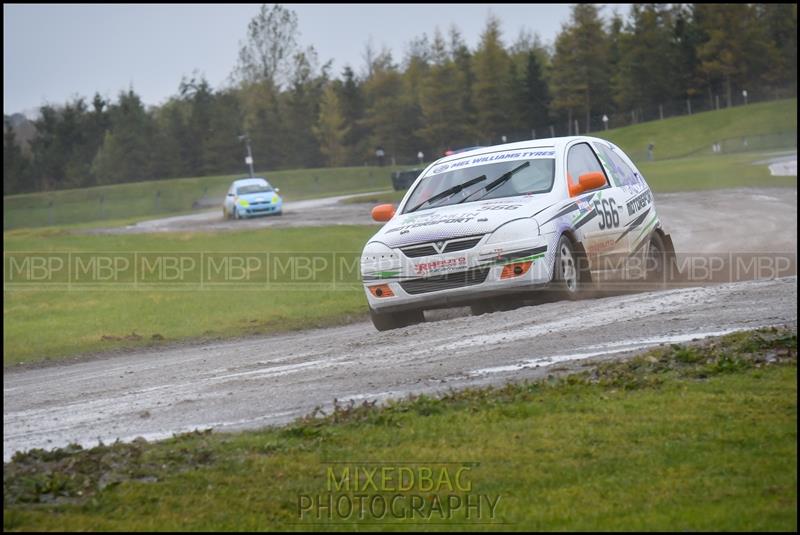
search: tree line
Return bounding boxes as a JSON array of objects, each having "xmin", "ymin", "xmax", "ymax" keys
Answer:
[{"xmin": 4, "ymin": 3, "xmax": 796, "ymax": 195}]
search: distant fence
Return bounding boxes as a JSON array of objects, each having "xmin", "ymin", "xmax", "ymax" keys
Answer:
[{"xmin": 475, "ymin": 88, "xmax": 797, "ymax": 150}]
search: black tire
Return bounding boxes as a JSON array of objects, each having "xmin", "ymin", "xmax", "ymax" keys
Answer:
[
  {"xmin": 553, "ymin": 235, "xmax": 586, "ymax": 300},
  {"xmin": 470, "ymin": 301, "xmax": 495, "ymax": 316},
  {"xmin": 233, "ymin": 207, "xmax": 241, "ymax": 220},
  {"xmin": 644, "ymin": 231, "xmax": 682, "ymax": 286},
  {"xmin": 369, "ymin": 308, "xmax": 424, "ymax": 331}
]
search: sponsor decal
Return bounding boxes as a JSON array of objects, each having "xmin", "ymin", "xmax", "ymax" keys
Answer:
[
  {"xmin": 414, "ymin": 256, "xmax": 468, "ymax": 275},
  {"xmin": 626, "ymin": 189, "xmax": 652, "ymax": 216},
  {"xmin": 586, "ymin": 238, "xmax": 616, "ymax": 255},
  {"xmin": 424, "ymin": 149, "xmax": 555, "ymax": 178},
  {"xmin": 478, "ymin": 204, "xmax": 522, "ymax": 211},
  {"xmin": 386, "ymin": 212, "xmax": 481, "ymax": 234}
]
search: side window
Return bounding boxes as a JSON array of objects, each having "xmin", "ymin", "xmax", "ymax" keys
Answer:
[
  {"xmin": 594, "ymin": 142, "xmax": 640, "ymax": 187},
  {"xmin": 566, "ymin": 143, "xmax": 608, "ymax": 194}
]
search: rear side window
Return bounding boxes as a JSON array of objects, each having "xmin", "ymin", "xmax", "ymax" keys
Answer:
[
  {"xmin": 594, "ymin": 143, "xmax": 641, "ymax": 187},
  {"xmin": 566, "ymin": 143, "xmax": 607, "ymax": 191}
]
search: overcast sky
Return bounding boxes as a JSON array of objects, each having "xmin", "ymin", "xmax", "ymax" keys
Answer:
[{"xmin": 4, "ymin": 3, "xmax": 630, "ymax": 116}]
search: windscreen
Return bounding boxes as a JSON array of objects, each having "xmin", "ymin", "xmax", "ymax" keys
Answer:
[
  {"xmin": 402, "ymin": 150, "xmax": 555, "ymax": 214},
  {"xmin": 237, "ymin": 184, "xmax": 273, "ymax": 195}
]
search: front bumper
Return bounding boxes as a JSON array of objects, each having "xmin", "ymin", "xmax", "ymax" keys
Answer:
[
  {"xmin": 239, "ymin": 201, "xmax": 283, "ymax": 217},
  {"xmin": 361, "ymin": 236, "xmax": 554, "ymax": 313}
]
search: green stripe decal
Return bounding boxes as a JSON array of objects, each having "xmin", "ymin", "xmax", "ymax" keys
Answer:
[{"xmin": 497, "ymin": 253, "xmax": 545, "ymax": 265}]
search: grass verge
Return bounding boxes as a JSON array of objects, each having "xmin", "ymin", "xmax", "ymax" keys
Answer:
[
  {"xmin": 597, "ymin": 98, "xmax": 796, "ymax": 161},
  {"xmin": 3, "ymin": 225, "xmax": 378, "ymax": 366},
  {"xmin": 3, "ymin": 327, "xmax": 796, "ymax": 531}
]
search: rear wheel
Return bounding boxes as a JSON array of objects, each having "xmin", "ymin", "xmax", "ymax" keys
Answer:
[
  {"xmin": 644, "ymin": 231, "xmax": 682, "ymax": 286},
  {"xmin": 369, "ymin": 308, "xmax": 424, "ymax": 331}
]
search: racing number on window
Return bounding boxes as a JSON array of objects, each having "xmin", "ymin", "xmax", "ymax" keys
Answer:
[{"xmin": 594, "ymin": 199, "xmax": 619, "ymax": 229}]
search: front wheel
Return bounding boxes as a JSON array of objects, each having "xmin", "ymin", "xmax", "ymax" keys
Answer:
[
  {"xmin": 553, "ymin": 235, "xmax": 587, "ymax": 300},
  {"xmin": 369, "ymin": 308, "xmax": 424, "ymax": 331}
]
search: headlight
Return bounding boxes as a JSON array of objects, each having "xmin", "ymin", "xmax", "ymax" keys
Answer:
[
  {"xmin": 360, "ymin": 241, "xmax": 399, "ymax": 272},
  {"xmin": 485, "ymin": 218, "xmax": 540, "ymax": 245}
]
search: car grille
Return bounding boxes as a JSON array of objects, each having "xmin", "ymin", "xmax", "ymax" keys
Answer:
[
  {"xmin": 401, "ymin": 236, "xmax": 483, "ymax": 258},
  {"xmin": 400, "ymin": 267, "xmax": 490, "ymax": 295}
]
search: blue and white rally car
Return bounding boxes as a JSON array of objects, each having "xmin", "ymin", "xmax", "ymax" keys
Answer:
[
  {"xmin": 361, "ymin": 136, "xmax": 677, "ymax": 331},
  {"xmin": 223, "ymin": 177, "xmax": 283, "ymax": 219}
]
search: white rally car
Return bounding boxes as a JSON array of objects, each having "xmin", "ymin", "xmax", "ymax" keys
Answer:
[{"xmin": 360, "ymin": 136, "xmax": 677, "ymax": 331}]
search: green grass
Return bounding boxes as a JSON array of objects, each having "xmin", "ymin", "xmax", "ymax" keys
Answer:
[
  {"xmin": 638, "ymin": 150, "xmax": 797, "ymax": 192},
  {"xmin": 4, "ymin": 328, "xmax": 796, "ymax": 531},
  {"xmin": 597, "ymin": 98, "xmax": 797, "ymax": 161},
  {"xmin": 3, "ymin": 164, "xmax": 404, "ymax": 230},
  {"xmin": 3, "ymin": 225, "xmax": 378, "ymax": 366}
]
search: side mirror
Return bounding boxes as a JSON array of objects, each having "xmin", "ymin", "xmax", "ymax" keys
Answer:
[
  {"xmin": 274, "ymin": 188, "xmax": 280, "ymax": 193},
  {"xmin": 571, "ymin": 172, "xmax": 607, "ymax": 196},
  {"xmin": 371, "ymin": 204, "xmax": 396, "ymax": 222},
  {"xmin": 227, "ymin": 193, "xmax": 235, "ymax": 197}
]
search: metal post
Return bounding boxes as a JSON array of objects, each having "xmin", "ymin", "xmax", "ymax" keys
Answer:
[
  {"xmin": 715, "ymin": 95, "xmax": 720, "ymax": 111},
  {"xmin": 659, "ymin": 104, "xmax": 664, "ymax": 120},
  {"xmin": 687, "ymin": 99, "xmax": 692, "ymax": 115},
  {"xmin": 245, "ymin": 140, "xmax": 255, "ymax": 177},
  {"xmin": 549, "ymin": 125, "xmax": 555, "ymax": 138},
  {"xmin": 239, "ymin": 134, "xmax": 255, "ymax": 177},
  {"xmin": 574, "ymin": 119, "xmax": 579, "ymax": 136}
]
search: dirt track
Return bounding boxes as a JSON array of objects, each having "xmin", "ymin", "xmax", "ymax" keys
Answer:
[
  {"xmin": 4, "ymin": 187, "xmax": 798, "ymax": 461},
  {"xmin": 4, "ymin": 277, "xmax": 796, "ymax": 461}
]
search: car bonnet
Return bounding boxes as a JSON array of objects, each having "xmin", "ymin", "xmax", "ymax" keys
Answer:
[{"xmin": 372, "ymin": 195, "xmax": 553, "ymax": 248}]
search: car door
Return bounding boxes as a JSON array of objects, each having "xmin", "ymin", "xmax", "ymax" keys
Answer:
[
  {"xmin": 592, "ymin": 141, "xmax": 653, "ymax": 258},
  {"xmin": 224, "ymin": 185, "xmax": 236, "ymax": 215},
  {"xmin": 565, "ymin": 141, "xmax": 630, "ymax": 277}
]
